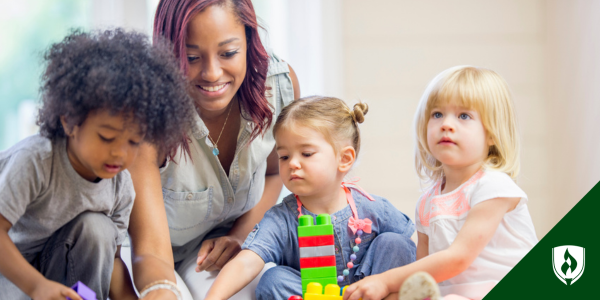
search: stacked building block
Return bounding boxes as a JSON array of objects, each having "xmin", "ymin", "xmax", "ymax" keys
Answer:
[
  {"xmin": 67, "ymin": 281, "xmax": 97, "ymax": 300},
  {"xmin": 298, "ymin": 214, "xmax": 337, "ymax": 294},
  {"xmin": 304, "ymin": 282, "xmax": 344, "ymax": 300}
]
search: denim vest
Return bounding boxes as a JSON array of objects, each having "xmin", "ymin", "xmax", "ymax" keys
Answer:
[
  {"xmin": 160, "ymin": 50, "xmax": 295, "ymax": 262},
  {"xmin": 243, "ymin": 189, "xmax": 415, "ymax": 286}
]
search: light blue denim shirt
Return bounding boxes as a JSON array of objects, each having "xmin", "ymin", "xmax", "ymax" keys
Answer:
[
  {"xmin": 160, "ymin": 51, "xmax": 294, "ymax": 262},
  {"xmin": 242, "ymin": 188, "xmax": 415, "ymax": 286}
]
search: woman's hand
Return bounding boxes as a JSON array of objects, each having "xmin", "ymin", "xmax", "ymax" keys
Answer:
[
  {"xmin": 30, "ymin": 279, "xmax": 81, "ymax": 300},
  {"xmin": 195, "ymin": 235, "xmax": 243, "ymax": 272},
  {"xmin": 343, "ymin": 274, "xmax": 390, "ymax": 300}
]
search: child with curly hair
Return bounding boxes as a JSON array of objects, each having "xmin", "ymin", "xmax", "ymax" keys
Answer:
[
  {"xmin": 0, "ymin": 29, "xmax": 195, "ymax": 300},
  {"xmin": 204, "ymin": 96, "xmax": 416, "ymax": 300},
  {"xmin": 343, "ymin": 66, "xmax": 538, "ymax": 300}
]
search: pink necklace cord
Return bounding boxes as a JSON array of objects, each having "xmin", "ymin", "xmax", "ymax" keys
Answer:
[{"xmin": 295, "ymin": 178, "xmax": 375, "ymax": 234}]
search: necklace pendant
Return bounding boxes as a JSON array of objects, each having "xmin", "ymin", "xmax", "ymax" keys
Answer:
[{"xmin": 212, "ymin": 147, "xmax": 220, "ymax": 156}]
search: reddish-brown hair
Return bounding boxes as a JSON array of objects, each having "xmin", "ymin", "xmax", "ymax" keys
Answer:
[{"xmin": 154, "ymin": 0, "xmax": 272, "ymax": 142}]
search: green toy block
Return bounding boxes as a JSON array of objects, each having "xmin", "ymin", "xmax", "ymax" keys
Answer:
[
  {"xmin": 299, "ymin": 215, "xmax": 314, "ymax": 227},
  {"xmin": 302, "ymin": 277, "xmax": 338, "ymax": 294},
  {"xmin": 315, "ymin": 214, "xmax": 332, "ymax": 225},
  {"xmin": 299, "ymin": 214, "xmax": 332, "ymax": 227},
  {"xmin": 301, "ymin": 266, "xmax": 337, "ymax": 279},
  {"xmin": 298, "ymin": 214, "xmax": 334, "ymax": 237},
  {"xmin": 298, "ymin": 225, "xmax": 334, "ymax": 237}
]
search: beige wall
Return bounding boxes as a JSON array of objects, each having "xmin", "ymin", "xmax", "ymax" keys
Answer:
[
  {"xmin": 88, "ymin": 0, "xmax": 599, "ymax": 239},
  {"xmin": 546, "ymin": 0, "xmax": 600, "ymax": 230},
  {"xmin": 341, "ymin": 0, "xmax": 600, "ymax": 239}
]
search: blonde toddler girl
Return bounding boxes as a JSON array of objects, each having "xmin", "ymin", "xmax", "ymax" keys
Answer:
[{"xmin": 343, "ymin": 66, "xmax": 538, "ymax": 300}]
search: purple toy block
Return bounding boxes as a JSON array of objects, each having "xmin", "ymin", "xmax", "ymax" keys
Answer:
[{"xmin": 67, "ymin": 281, "xmax": 97, "ymax": 300}]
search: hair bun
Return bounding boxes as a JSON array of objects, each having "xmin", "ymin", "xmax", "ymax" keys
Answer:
[{"xmin": 352, "ymin": 102, "xmax": 369, "ymax": 124}]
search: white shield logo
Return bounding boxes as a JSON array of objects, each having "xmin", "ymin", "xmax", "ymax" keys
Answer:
[{"xmin": 552, "ymin": 245, "xmax": 585, "ymax": 285}]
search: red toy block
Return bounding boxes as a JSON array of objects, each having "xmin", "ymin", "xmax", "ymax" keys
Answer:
[
  {"xmin": 288, "ymin": 296, "xmax": 303, "ymax": 300},
  {"xmin": 299, "ymin": 235, "xmax": 335, "ymax": 247},
  {"xmin": 299, "ymin": 255, "xmax": 336, "ymax": 268}
]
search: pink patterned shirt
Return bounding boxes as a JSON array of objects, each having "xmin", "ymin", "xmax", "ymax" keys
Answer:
[{"xmin": 415, "ymin": 170, "xmax": 538, "ymax": 300}]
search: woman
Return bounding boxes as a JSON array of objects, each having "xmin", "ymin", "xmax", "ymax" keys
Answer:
[{"xmin": 125, "ymin": 0, "xmax": 300, "ymax": 299}]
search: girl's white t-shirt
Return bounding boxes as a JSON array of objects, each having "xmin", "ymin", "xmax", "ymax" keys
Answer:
[{"xmin": 415, "ymin": 170, "xmax": 538, "ymax": 300}]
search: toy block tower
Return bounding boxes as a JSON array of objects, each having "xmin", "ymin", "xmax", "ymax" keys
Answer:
[{"xmin": 298, "ymin": 214, "xmax": 337, "ymax": 294}]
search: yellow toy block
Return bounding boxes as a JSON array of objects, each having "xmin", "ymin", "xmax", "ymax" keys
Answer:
[{"xmin": 304, "ymin": 282, "xmax": 343, "ymax": 300}]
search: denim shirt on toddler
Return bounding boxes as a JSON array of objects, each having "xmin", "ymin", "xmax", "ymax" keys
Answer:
[{"xmin": 242, "ymin": 187, "xmax": 415, "ymax": 286}]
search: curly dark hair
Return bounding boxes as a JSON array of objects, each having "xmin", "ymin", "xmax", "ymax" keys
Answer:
[{"xmin": 37, "ymin": 28, "xmax": 196, "ymax": 156}]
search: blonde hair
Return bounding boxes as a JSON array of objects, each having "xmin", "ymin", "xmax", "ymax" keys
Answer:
[
  {"xmin": 414, "ymin": 66, "xmax": 520, "ymax": 186},
  {"xmin": 273, "ymin": 96, "xmax": 368, "ymax": 156}
]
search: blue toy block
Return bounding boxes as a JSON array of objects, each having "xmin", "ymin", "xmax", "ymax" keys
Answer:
[{"xmin": 68, "ymin": 281, "xmax": 97, "ymax": 300}]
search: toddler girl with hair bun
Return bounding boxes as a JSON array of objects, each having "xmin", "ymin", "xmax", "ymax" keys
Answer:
[
  {"xmin": 343, "ymin": 66, "xmax": 538, "ymax": 300},
  {"xmin": 205, "ymin": 96, "xmax": 417, "ymax": 300}
]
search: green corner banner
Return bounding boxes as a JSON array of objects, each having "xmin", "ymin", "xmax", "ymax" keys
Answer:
[{"xmin": 484, "ymin": 181, "xmax": 600, "ymax": 299}]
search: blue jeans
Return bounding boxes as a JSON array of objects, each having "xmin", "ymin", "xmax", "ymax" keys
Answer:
[
  {"xmin": 0, "ymin": 212, "xmax": 118, "ymax": 300},
  {"xmin": 255, "ymin": 232, "xmax": 416, "ymax": 299}
]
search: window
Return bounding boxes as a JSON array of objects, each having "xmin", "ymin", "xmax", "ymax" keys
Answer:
[{"xmin": 0, "ymin": 0, "xmax": 91, "ymax": 150}]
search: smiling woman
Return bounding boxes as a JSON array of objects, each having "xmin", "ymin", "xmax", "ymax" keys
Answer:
[
  {"xmin": 185, "ymin": 6, "xmax": 248, "ymax": 114},
  {"xmin": 124, "ymin": 0, "xmax": 300, "ymax": 299}
]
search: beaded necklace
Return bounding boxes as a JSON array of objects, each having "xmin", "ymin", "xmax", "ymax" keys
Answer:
[{"xmin": 295, "ymin": 180, "xmax": 375, "ymax": 283}]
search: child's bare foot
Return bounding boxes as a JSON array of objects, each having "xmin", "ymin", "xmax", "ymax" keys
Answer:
[{"xmin": 398, "ymin": 271, "xmax": 441, "ymax": 300}]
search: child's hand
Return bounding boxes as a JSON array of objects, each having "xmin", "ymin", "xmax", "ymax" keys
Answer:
[
  {"xmin": 343, "ymin": 274, "xmax": 390, "ymax": 300},
  {"xmin": 30, "ymin": 279, "xmax": 81, "ymax": 300}
]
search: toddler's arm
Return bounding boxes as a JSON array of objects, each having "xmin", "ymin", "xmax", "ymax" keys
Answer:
[
  {"xmin": 416, "ymin": 232, "xmax": 429, "ymax": 260},
  {"xmin": 0, "ymin": 213, "xmax": 82, "ymax": 300},
  {"xmin": 205, "ymin": 249, "xmax": 266, "ymax": 300},
  {"xmin": 108, "ymin": 245, "xmax": 138, "ymax": 300},
  {"xmin": 343, "ymin": 196, "xmax": 519, "ymax": 300}
]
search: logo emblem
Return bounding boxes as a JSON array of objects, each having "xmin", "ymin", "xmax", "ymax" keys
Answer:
[{"xmin": 552, "ymin": 245, "xmax": 585, "ymax": 285}]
